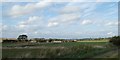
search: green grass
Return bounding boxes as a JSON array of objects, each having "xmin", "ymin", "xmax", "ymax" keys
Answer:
[{"xmin": 2, "ymin": 42, "xmax": 108, "ymax": 47}]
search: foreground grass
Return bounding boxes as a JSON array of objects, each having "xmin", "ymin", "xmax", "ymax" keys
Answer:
[
  {"xmin": 2, "ymin": 45, "xmax": 111, "ymax": 58},
  {"xmin": 2, "ymin": 41, "xmax": 113, "ymax": 58},
  {"xmin": 93, "ymin": 50, "xmax": 118, "ymax": 58}
]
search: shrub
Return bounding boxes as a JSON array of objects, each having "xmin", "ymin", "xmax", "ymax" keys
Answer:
[{"xmin": 109, "ymin": 36, "xmax": 120, "ymax": 46}]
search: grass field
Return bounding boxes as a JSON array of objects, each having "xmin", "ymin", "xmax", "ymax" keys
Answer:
[
  {"xmin": 78, "ymin": 39, "xmax": 109, "ymax": 42},
  {"xmin": 2, "ymin": 41, "xmax": 108, "ymax": 47},
  {"xmin": 2, "ymin": 39, "xmax": 119, "ymax": 58}
]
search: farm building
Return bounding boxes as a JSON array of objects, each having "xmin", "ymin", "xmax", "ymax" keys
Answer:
[
  {"xmin": 29, "ymin": 39, "xmax": 37, "ymax": 43},
  {"xmin": 31, "ymin": 38, "xmax": 47, "ymax": 43},
  {"xmin": 52, "ymin": 41, "xmax": 62, "ymax": 43}
]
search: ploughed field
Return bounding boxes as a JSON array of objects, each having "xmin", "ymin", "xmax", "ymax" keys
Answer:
[{"xmin": 2, "ymin": 39, "xmax": 119, "ymax": 59}]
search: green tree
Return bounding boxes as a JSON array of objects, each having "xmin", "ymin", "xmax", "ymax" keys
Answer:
[
  {"xmin": 17, "ymin": 35, "xmax": 28, "ymax": 41},
  {"xmin": 109, "ymin": 36, "xmax": 120, "ymax": 59},
  {"xmin": 109, "ymin": 36, "xmax": 120, "ymax": 46}
]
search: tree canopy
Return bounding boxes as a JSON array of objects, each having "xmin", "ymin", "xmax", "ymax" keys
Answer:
[{"xmin": 17, "ymin": 35, "xmax": 28, "ymax": 41}]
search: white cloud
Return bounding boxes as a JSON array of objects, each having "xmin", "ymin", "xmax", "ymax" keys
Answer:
[
  {"xmin": 107, "ymin": 32, "xmax": 113, "ymax": 35},
  {"xmin": 20, "ymin": 33, "xmax": 28, "ymax": 35},
  {"xmin": 59, "ymin": 2, "xmax": 96, "ymax": 15},
  {"xmin": 19, "ymin": 16, "xmax": 42, "ymax": 25},
  {"xmin": 81, "ymin": 20, "xmax": 93, "ymax": 25},
  {"xmin": 107, "ymin": 32, "xmax": 116, "ymax": 36},
  {"xmin": 47, "ymin": 13, "xmax": 80, "ymax": 27},
  {"xmin": 48, "ymin": 22, "xmax": 59, "ymax": 27},
  {"xmin": 60, "ymin": 6, "xmax": 81, "ymax": 13},
  {"xmin": 18, "ymin": 16, "xmax": 46, "ymax": 31},
  {"xmin": 105, "ymin": 22, "xmax": 118, "ymax": 26},
  {"xmin": 56, "ymin": 2, "xmax": 98, "ymax": 24},
  {"xmin": 9, "ymin": 1, "xmax": 52, "ymax": 18},
  {"xmin": 18, "ymin": 25, "xmax": 26, "ymax": 28},
  {"xmin": 34, "ymin": 31, "xmax": 38, "ymax": 34}
]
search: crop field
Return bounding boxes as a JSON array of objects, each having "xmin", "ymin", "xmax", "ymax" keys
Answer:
[{"xmin": 2, "ymin": 39, "xmax": 119, "ymax": 59}]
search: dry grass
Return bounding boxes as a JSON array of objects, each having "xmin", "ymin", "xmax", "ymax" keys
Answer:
[{"xmin": 77, "ymin": 39, "xmax": 109, "ymax": 42}]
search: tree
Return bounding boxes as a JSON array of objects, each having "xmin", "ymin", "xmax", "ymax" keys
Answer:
[
  {"xmin": 109, "ymin": 36, "xmax": 120, "ymax": 46},
  {"xmin": 17, "ymin": 35, "xmax": 28, "ymax": 41},
  {"xmin": 49, "ymin": 38, "xmax": 53, "ymax": 42}
]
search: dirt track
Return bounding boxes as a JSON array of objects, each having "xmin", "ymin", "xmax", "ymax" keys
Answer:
[{"xmin": 93, "ymin": 49, "xmax": 118, "ymax": 58}]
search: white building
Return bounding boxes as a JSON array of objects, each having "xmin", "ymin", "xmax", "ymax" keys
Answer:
[{"xmin": 52, "ymin": 41, "xmax": 62, "ymax": 43}]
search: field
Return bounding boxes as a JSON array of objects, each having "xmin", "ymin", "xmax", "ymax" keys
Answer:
[{"xmin": 2, "ymin": 39, "xmax": 119, "ymax": 59}]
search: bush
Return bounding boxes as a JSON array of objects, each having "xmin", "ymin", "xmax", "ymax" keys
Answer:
[{"xmin": 109, "ymin": 36, "xmax": 120, "ymax": 46}]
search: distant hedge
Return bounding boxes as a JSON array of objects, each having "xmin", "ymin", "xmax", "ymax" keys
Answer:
[{"xmin": 109, "ymin": 36, "xmax": 120, "ymax": 46}]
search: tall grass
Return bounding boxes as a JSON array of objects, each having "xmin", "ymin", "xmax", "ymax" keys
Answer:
[{"xmin": 2, "ymin": 44, "xmax": 111, "ymax": 58}]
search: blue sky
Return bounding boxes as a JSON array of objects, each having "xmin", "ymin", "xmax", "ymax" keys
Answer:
[{"xmin": 1, "ymin": 1, "xmax": 119, "ymax": 39}]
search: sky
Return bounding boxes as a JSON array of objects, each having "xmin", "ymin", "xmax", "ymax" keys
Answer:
[{"xmin": 1, "ymin": 0, "xmax": 119, "ymax": 39}]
